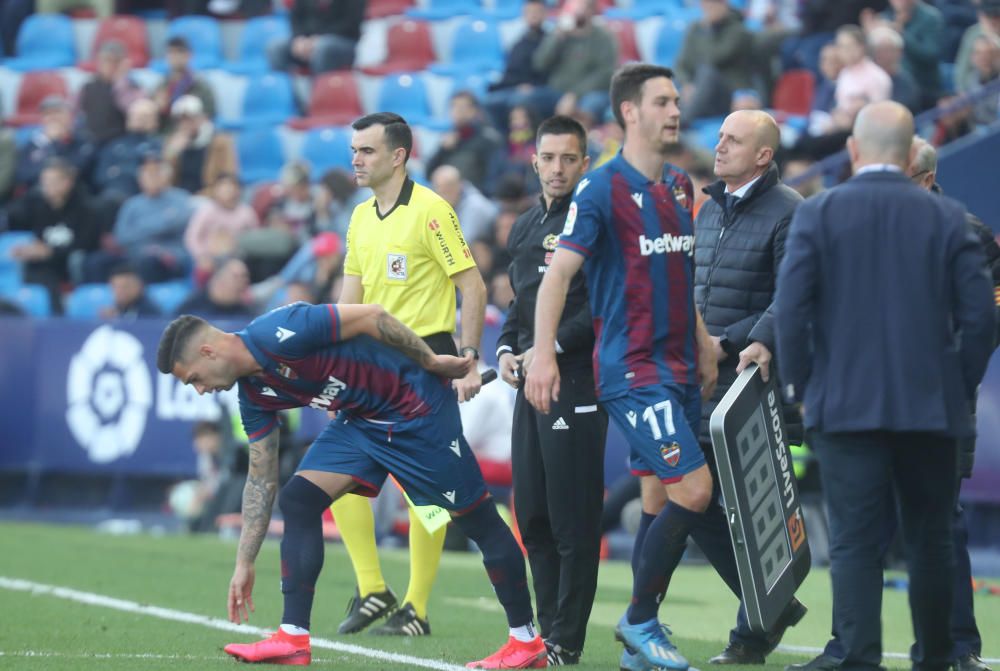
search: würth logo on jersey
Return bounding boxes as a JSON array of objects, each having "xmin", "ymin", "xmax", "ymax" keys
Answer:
[
  {"xmin": 308, "ymin": 375, "xmax": 347, "ymax": 409},
  {"xmin": 638, "ymin": 233, "xmax": 694, "ymax": 257}
]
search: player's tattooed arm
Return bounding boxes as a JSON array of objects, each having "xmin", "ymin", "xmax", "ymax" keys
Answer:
[
  {"xmin": 236, "ymin": 431, "xmax": 281, "ymax": 566},
  {"xmin": 374, "ymin": 309, "xmax": 437, "ymax": 365}
]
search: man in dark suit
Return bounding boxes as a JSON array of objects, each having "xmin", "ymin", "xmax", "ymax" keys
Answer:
[{"xmin": 775, "ymin": 100, "xmax": 995, "ymax": 671}]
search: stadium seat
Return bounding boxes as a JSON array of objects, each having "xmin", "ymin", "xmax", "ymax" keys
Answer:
[
  {"xmin": 604, "ymin": 18, "xmax": 641, "ymax": 64},
  {"xmin": 79, "ymin": 15, "xmax": 150, "ymax": 70},
  {"xmin": 445, "ymin": 71, "xmax": 492, "ymax": 102},
  {"xmin": 237, "ymin": 127, "xmax": 286, "ymax": 184},
  {"xmin": 689, "ymin": 116, "xmax": 724, "ymax": 152},
  {"xmin": 429, "ymin": 18, "xmax": 504, "ymax": 76},
  {"xmin": 225, "ymin": 15, "xmax": 291, "ymax": 75},
  {"xmin": 653, "ymin": 18, "xmax": 688, "ymax": 68},
  {"xmin": 0, "ymin": 231, "xmax": 36, "ymax": 261},
  {"xmin": 605, "ymin": 0, "xmax": 681, "ymax": 20},
  {"xmin": 4, "ymin": 71, "xmax": 70, "ymax": 127},
  {"xmin": 366, "ymin": 0, "xmax": 415, "ymax": 19},
  {"xmin": 360, "ymin": 19, "xmax": 436, "ymax": 75},
  {"xmin": 149, "ymin": 16, "xmax": 223, "ymax": 72},
  {"xmin": 4, "ymin": 14, "xmax": 76, "ymax": 71},
  {"xmin": 0, "ymin": 264, "xmax": 20, "ymax": 291},
  {"xmin": 232, "ymin": 72, "xmax": 296, "ymax": 129},
  {"xmin": 289, "ymin": 71, "xmax": 365, "ymax": 130},
  {"xmin": 771, "ymin": 69, "xmax": 815, "ymax": 117},
  {"xmin": 0, "ymin": 284, "xmax": 51, "ymax": 317},
  {"xmin": 376, "ymin": 73, "xmax": 439, "ymax": 128},
  {"xmin": 301, "ymin": 127, "xmax": 354, "ymax": 175},
  {"xmin": 65, "ymin": 283, "xmax": 114, "ymax": 319},
  {"xmin": 147, "ymin": 280, "xmax": 191, "ymax": 315},
  {"xmin": 406, "ymin": 0, "xmax": 480, "ymax": 20}
]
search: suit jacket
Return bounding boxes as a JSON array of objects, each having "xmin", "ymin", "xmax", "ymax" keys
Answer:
[{"xmin": 775, "ymin": 170, "xmax": 995, "ymax": 438}]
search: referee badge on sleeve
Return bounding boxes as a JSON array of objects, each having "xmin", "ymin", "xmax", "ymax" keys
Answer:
[{"xmin": 387, "ymin": 253, "xmax": 408, "ymax": 280}]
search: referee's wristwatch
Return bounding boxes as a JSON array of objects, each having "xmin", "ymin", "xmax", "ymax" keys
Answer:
[{"xmin": 460, "ymin": 346, "xmax": 480, "ymax": 360}]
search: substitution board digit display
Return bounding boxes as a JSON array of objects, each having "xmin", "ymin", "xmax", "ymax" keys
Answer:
[{"xmin": 709, "ymin": 364, "xmax": 810, "ymax": 633}]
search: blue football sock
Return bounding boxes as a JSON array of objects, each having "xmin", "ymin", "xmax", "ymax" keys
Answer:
[
  {"xmin": 631, "ymin": 511, "xmax": 657, "ymax": 577},
  {"xmin": 627, "ymin": 501, "xmax": 698, "ymax": 624},
  {"xmin": 278, "ymin": 475, "xmax": 333, "ymax": 630}
]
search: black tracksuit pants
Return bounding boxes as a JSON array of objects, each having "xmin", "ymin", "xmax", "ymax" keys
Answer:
[{"xmin": 511, "ymin": 362, "xmax": 607, "ymax": 653}]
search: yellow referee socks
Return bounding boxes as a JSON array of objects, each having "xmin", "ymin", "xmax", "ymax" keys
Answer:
[
  {"xmin": 330, "ymin": 494, "xmax": 386, "ymax": 596},
  {"xmin": 402, "ymin": 507, "xmax": 446, "ymax": 620}
]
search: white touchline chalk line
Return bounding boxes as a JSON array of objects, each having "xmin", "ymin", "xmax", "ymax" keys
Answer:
[
  {"xmin": 0, "ymin": 651, "xmax": 340, "ymax": 662},
  {"xmin": 0, "ymin": 576, "xmax": 468, "ymax": 671}
]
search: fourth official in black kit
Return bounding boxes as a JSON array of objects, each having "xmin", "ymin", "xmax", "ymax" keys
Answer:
[{"xmin": 496, "ymin": 115, "xmax": 608, "ymax": 667}]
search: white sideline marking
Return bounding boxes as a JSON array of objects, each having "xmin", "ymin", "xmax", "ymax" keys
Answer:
[
  {"xmin": 0, "ymin": 651, "xmax": 340, "ymax": 661},
  {"xmin": 0, "ymin": 577, "xmax": 467, "ymax": 671}
]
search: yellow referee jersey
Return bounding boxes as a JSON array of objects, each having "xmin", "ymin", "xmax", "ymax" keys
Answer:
[{"xmin": 344, "ymin": 178, "xmax": 477, "ymax": 336}]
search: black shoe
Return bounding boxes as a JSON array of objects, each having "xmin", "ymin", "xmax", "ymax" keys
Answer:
[
  {"xmin": 710, "ymin": 642, "xmax": 766, "ymax": 665},
  {"xmin": 545, "ymin": 640, "xmax": 581, "ymax": 666},
  {"xmin": 370, "ymin": 602, "xmax": 431, "ymax": 636},
  {"xmin": 763, "ymin": 598, "xmax": 809, "ymax": 656},
  {"xmin": 337, "ymin": 587, "xmax": 397, "ymax": 634},
  {"xmin": 956, "ymin": 653, "xmax": 993, "ymax": 671},
  {"xmin": 784, "ymin": 653, "xmax": 842, "ymax": 671}
]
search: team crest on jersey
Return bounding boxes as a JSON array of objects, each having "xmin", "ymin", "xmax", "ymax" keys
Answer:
[
  {"xmin": 660, "ymin": 442, "xmax": 681, "ymax": 467},
  {"xmin": 277, "ymin": 364, "xmax": 298, "ymax": 380},
  {"xmin": 563, "ymin": 202, "xmax": 577, "ymax": 236},
  {"xmin": 387, "ymin": 253, "xmax": 408, "ymax": 280},
  {"xmin": 673, "ymin": 185, "xmax": 690, "ymax": 210}
]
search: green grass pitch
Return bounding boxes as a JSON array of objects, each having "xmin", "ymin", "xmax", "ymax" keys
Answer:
[{"xmin": 0, "ymin": 522, "xmax": 996, "ymax": 670}]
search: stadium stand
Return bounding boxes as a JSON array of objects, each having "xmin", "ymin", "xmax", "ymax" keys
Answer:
[
  {"xmin": 406, "ymin": 0, "xmax": 481, "ymax": 21},
  {"xmin": 64, "ymin": 283, "xmax": 114, "ymax": 319},
  {"xmin": 4, "ymin": 13, "xmax": 76, "ymax": 71},
  {"xmin": 300, "ymin": 127, "xmax": 354, "ymax": 174},
  {"xmin": 288, "ymin": 70, "xmax": 365, "ymax": 129},
  {"xmin": 148, "ymin": 15, "xmax": 223, "ymax": 72},
  {"xmin": 147, "ymin": 279, "xmax": 192, "ymax": 315},
  {"xmin": 224, "ymin": 14, "xmax": 290, "ymax": 75},
  {"xmin": 359, "ymin": 18, "xmax": 436, "ymax": 75},
  {"xmin": 230, "ymin": 71, "xmax": 296, "ymax": 129},
  {"xmin": 0, "ymin": 284, "xmax": 51, "ymax": 317},
  {"xmin": 4, "ymin": 70, "xmax": 70, "ymax": 127},
  {"xmin": 236, "ymin": 127, "xmax": 287, "ymax": 184},
  {"xmin": 428, "ymin": 17, "xmax": 504, "ymax": 76},
  {"xmin": 78, "ymin": 15, "xmax": 150, "ymax": 70},
  {"xmin": 605, "ymin": 17, "xmax": 642, "ymax": 64}
]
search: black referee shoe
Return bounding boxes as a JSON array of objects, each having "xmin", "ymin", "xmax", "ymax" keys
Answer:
[
  {"xmin": 371, "ymin": 603, "xmax": 431, "ymax": 636},
  {"xmin": 710, "ymin": 598, "xmax": 808, "ymax": 664},
  {"xmin": 545, "ymin": 640, "xmax": 581, "ymax": 666},
  {"xmin": 337, "ymin": 587, "xmax": 398, "ymax": 634},
  {"xmin": 956, "ymin": 653, "xmax": 992, "ymax": 671}
]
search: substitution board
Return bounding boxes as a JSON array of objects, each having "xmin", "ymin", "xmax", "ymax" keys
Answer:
[{"xmin": 709, "ymin": 364, "xmax": 810, "ymax": 633}]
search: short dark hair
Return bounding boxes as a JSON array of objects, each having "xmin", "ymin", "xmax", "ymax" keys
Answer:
[
  {"xmin": 157, "ymin": 315, "xmax": 210, "ymax": 374},
  {"xmin": 166, "ymin": 36, "xmax": 191, "ymax": 51},
  {"xmin": 609, "ymin": 63, "xmax": 675, "ymax": 128},
  {"xmin": 42, "ymin": 156, "xmax": 77, "ymax": 180},
  {"xmin": 352, "ymin": 112, "xmax": 413, "ymax": 163},
  {"xmin": 536, "ymin": 115, "xmax": 588, "ymax": 154},
  {"xmin": 108, "ymin": 261, "xmax": 140, "ymax": 279},
  {"xmin": 450, "ymin": 90, "xmax": 479, "ymax": 107}
]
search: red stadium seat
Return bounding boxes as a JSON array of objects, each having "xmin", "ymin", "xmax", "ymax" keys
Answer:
[
  {"xmin": 79, "ymin": 15, "xmax": 150, "ymax": 70},
  {"xmin": 604, "ymin": 18, "xmax": 641, "ymax": 64},
  {"xmin": 366, "ymin": 0, "xmax": 415, "ymax": 19},
  {"xmin": 4, "ymin": 71, "xmax": 70, "ymax": 127},
  {"xmin": 360, "ymin": 19, "xmax": 436, "ymax": 76},
  {"xmin": 288, "ymin": 71, "xmax": 365, "ymax": 130},
  {"xmin": 771, "ymin": 69, "xmax": 815, "ymax": 117}
]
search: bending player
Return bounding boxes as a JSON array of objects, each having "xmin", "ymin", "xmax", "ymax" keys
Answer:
[{"xmin": 156, "ymin": 303, "xmax": 545, "ymax": 669}]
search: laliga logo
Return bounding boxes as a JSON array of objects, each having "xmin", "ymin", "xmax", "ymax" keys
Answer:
[{"xmin": 66, "ymin": 325, "xmax": 153, "ymax": 463}]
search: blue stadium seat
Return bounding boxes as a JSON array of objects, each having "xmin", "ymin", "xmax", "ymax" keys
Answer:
[
  {"xmin": 0, "ymin": 264, "xmax": 21, "ymax": 291},
  {"xmin": 226, "ymin": 15, "xmax": 291, "ymax": 75},
  {"xmin": 65, "ymin": 283, "xmax": 114, "ymax": 319},
  {"xmin": 149, "ymin": 16, "xmax": 223, "ymax": 72},
  {"xmin": 301, "ymin": 127, "xmax": 354, "ymax": 174},
  {"xmin": 653, "ymin": 18, "xmax": 689, "ymax": 68},
  {"xmin": 0, "ymin": 284, "xmax": 51, "ymax": 317},
  {"xmin": 4, "ymin": 14, "xmax": 76, "ymax": 71},
  {"xmin": 605, "ymin": 0, "xmax": 682, "ymax": 20},
  {"xmin": 377, "ymin": 73, "xmax": 440, "ymax": 128},
  {"xmin": 233, "ymin": 72, "xmax": 296, "ymax": 129},
  {"xmin": 0, "ymin": 231, "xmax": 36, "ymax": 261},
  {"xmin": 689, "ymin": 116, "xmax": 724, "ymax": 152},
  {"xmin": 148, "ymin": 281, "xmax": 191, "ymax": 315},
  {"xmin": 407, "ymin": 0, "xmax": 481, "ymax": 21},
  {"xmin": 429, "ymin": 18, "xmax": 504, "ymax": 77},
  {"xmin": 237, "ymin": 127, "xmax": 286, "ymax": 184},
  {"xmin": 446, "ymin": 72, "xmax": 492, "ymax": 102}
]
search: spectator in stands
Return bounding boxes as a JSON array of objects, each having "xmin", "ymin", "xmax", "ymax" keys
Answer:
[
  {"xmin": 0, "ymin": 0, "xmax": 31, "ymax": 58},
  {"xmin": 955, "ymin": 0, "xmax": 1000, "ymax": 96},
  {"xmin": 77, "ymin": 41, "xmax": 144, "ymax": 146},
  {"xmin": 313, "ymin": 168, "xmax": 366, "ymax": 237},
  {"xmin": 961, "ymin": 32, "xmax": 1000, "ymax": 127},
  {"xmin": 426, "ymin": 91, "xmax": 505, "ymax": 196},
  {"xmin": 155, "ymin": 36, "xmax": 217, "ymax": 134},
  {"xmin": 7, "ymin": 159, "xmax": 101, "ymax": 314},
  {"xmin": 864, "ymin": 0, "xmax": 945, "ymax": 108},
  {"xmin": 834, "ymin": 25, "xmax": 892, "ymax": 110},
  {"xmin": 782, "ymin": 155, "xmax": 824, "ymax": 197},
  {"xmin": 274, "ymin": 161, "xmax": 317, "ymax": 241},
  {"xmin": 175, "ymin": 256, "xmax": 255, "ymax": 319},
  {"xmin": 162, "ymin": 95, "xmax": 237, "ymax": 195},
  {"xmin": 529, "ymin": 0, "xmax": 617, "ymax": 124},
  {"xmin": 250, "ymin": 231, "xmax": 345, "ymax": 310},
  {"xmin": 0, "ymin": 129, "xmax": 14, "ymax": 205},
  {"xmin": 430, "ymin": 164, "xmax": 499, "ymax": 246},
  {"xmin": 500, "ymin": 105, "xmax": 538, "ymax": 186},
  {"xmin": 676, "ymin": 0, "xmax": 758, "ymax": 121},
  {"xmin": 92, "ymin": 98, "xmax": 162, "ymax": 207},
  {"xmin": 37, "ymin": 0, "xmax": 113, "ymax": 16},
  {"xmin": 483, "ymin": 0, "xmax": 549, "ymax": 134},
  {"xmin": 812, "ymin": 43, "xmax": 843, "ymax": 114},
  {"xmin": 14, "ymin": 96, "xmax": 96, "ymax": 199},
  {"xmin": 747, "ymin": 0, "xmax": 801, "ymax": 32},
  {"xmin": 101, "ymin": 262, "xmax": 161, "ymax": 320},
  {"xmin": 87, "ymin": 153, "xmax": 193, "ymax": 283},
  {"xmin": 185, "ymin": 173, "xmax": 259, "ymax": 284},
  {"xmin": 267, "ymin": 0, "xmax": 366, "ymax": 74},
  {"xmin": 868, "ymin": 25, "xmax": 922, "ymax": 111},
  {"xmin": 786, "ymin": 0, "xmax": 889, "ymax": 73}
]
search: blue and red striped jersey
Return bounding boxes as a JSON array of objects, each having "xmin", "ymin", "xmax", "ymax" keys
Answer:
[
  {"xmin": 558, "ymin": 152, "xmax": 698, "ymax": 400},
  {"xmin": 235, "ymin": 302, "xmax": 450, "ymax": 441}
]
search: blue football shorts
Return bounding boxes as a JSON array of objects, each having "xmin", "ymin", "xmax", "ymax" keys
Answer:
[{"xmin": 602, "ymin": 383, "xmax": 705, "ymax": 483}]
